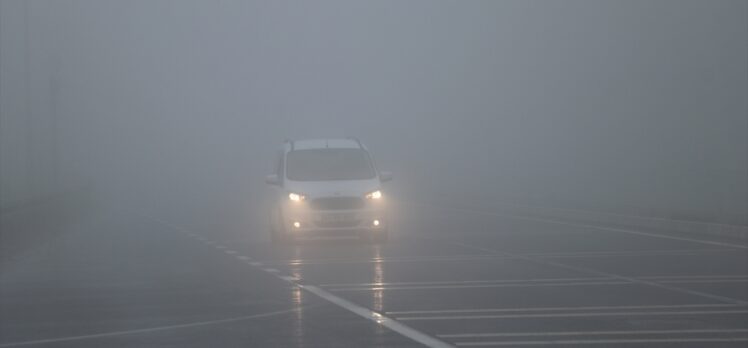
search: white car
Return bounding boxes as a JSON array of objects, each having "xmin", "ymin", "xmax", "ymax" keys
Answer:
[{"xmin": 265, "ymin": 138, "xmax": 393, "ymax": 243}]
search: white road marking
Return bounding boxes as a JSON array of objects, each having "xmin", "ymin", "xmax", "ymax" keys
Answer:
[
  {"xmin": 662, "ymin": 278, "xmax": 748, "ymax": 284},
  {"xmin": 0, "ymin": 306, "xmax": 313, "ymax": 347},
  {"xmin": 224, "ymin": 250, "xmax": 237, "ymax": 255},
  {"xmin": 323, "ymin": 274, "xmax": 748, "ymax": 289},
  {"xmin": 331, "ymin": 278, "xmax": 748, "ymax": 291},
  {"xmin": 147, "ymin": 217, "xmax": 453, "ymax": 348},
  {"xmin": 236, "ymin": 255, "xmax": 251, "ymax": 261},
  {"xmin": 640, "ymin": 274, "xmax": 748, "ymax": 280},
  {"xmin": 440, "ymin": 328, "xmax": 748, "ymax": 338},
  {"xmin": 387, "ymin": 303, "xmax": 742, "ymax": 315},
  {"xmin": 279, "ymin": 276, "xmax": 296, "ymax": 282},
  {"xmin": 281, "ymin": 254, "xmax": 505, "ymax": 266},
  {"xmin": 454, "ymin": 337, "xmax": 748, "ymax": 346},
  {"xmin": 396, "ymin": 309, "xmax": 748, "ymax": 321},
  {"xmin": 215, "ymin": 245, "xmax": 227, "ymax": 249},
  {"xmin": 329, "ymin": 280, "xmax": 631, "ymax": 292},
  {"xmin": 445, "ymin": 240, "xmax": 748, "ymax": 305},
  {"xmin": 426, "ymin": 203, "xmax": 748, "ymax": 250},
  {"xmin": 300, "ymin": 284, "xmax": 452, "ymax": 348},
  {"xmin": 525, "ymin": 248, "xmax": 738, "ymax": 258},
  {"xmin": 321, "ymin": 277, "xmax": 612, "ymax": 288},
  {"xmin": 271, "ymin": 249, "xmax": 734, "ymax": 267}
]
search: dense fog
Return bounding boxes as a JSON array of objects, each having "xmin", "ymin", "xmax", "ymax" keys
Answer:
[{"xmin": 2, "ymin": 0, "xmax": 746, "ymax": 229}]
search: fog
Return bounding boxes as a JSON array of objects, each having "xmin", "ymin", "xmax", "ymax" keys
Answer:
[{"xmin": 2, "ymin": 0, "xmax": 746, "ymax": 228}]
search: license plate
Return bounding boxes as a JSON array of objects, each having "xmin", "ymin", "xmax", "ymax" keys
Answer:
[{"xmin": 319, "ymin": 213, "xmax": 354, "ymax": 223}]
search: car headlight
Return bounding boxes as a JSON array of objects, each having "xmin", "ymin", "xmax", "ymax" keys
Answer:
[
  {"xmin": 288, "ymin": 193, "xmax": 306, "ymax": 202},
  {"xmin": 365, "ymin": 190, "xmax": 382, "ymax": 200}
]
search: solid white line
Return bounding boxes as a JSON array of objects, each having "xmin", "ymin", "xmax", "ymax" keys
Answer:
[
  {"xmin": 387, "ymin": 303, "xmax": 741, "ymax": 315},
  {"xmin": 329, "ymin": 280, "xmax": 631, "ymax": 292},
  {"xmin": 274, "ymin": 249, "xmax": 732, "ymax": 267},
  {"xmin": 640, "ymin": 274, "xmax": 748, "ymax": 280},
  {"xmin": 526, "ymin": 249, "xmax": 737, "ymax": 258},
  {"xmin": 440, "ymin": 328, "xmax": 748, "ymax": 338},
  {"xmin": 445, "ymin": 240, "xmax": 748, "ymax": 305},
  {"xmin": 330, "ymin": 278, "xmax": 748, "ymax": 291},
  {"xmin": 323, "ymin": 275, "xmax": 748, "ymax": 289},
  {"xmin": 396, "ymin": 309, "xmax": 748, "ymax": 321},
  {"xmin": 0, "ymin": 307, "xmax": 310, "ymax": 347},
  {"xmin": 301, "ymin": 285, "xmax": 452, "ymax": 348},
  {"xmin": 662, "ymin": 279, "xmax": 748, "ymax": 284},
  {"xmin": 321, "ymin": 277, "xmax": 612, "ymax": 288},
  {"xmin": 281, "ymin": 255, "xmax": 504, "ymax": 266},
  {"xmin": 454, "ymin": 337, "xmax": 748, "ymax": 346},
  {"xmin": 433, "ymin": 204, "xmax": 748, "ymax": 249}
]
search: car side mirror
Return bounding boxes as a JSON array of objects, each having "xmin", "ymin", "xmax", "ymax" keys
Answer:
[
  {"xmin": 379, "ymin": 171, "xmax": 393, "ymax": 182},
  {"xmin": 265, "ymin": 174, "xmax": 280, "ymax": 186}
]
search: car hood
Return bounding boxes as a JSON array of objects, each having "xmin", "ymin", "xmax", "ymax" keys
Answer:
[{"xmin": 284, "ymin": 179, "xmax": 381, "ymax": 198}]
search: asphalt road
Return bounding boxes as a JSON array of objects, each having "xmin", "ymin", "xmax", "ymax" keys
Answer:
[{"xmin": 2, "ymin": 201, "xmax": 747, "ymax": 347}]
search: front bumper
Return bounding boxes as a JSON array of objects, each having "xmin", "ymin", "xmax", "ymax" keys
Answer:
[{"xmin": 281, "ymin": 205, "xmax": 387, "ymax": 236}]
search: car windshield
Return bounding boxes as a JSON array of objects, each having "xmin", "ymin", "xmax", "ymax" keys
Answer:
[{"xmin": 286, "ymin": 148, "xmax": 375, "ymax": 181}]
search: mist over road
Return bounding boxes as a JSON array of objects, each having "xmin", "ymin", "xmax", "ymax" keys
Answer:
[
  {"xmin": 2, "ymin": 199, "xmax": 748, "ymax": 347},
  {"xmin": 1, "ymin": 1, "xmax": 746, "ymax": 347}
]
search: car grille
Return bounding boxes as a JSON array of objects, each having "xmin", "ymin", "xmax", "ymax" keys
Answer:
[
  {"xmin": 315, "ymin": 219, "xmax": 361, "ymax": 228},
  {"xmin": 309, "ymin": 197, "xmax": 365, "ymax": 210}
]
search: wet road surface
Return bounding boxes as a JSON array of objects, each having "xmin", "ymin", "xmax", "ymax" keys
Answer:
[{"xmin": 2, "ymin": 202, "xmax": 747, "ymax": 347}]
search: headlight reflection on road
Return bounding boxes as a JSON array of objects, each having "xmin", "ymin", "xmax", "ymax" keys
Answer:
[
  {"xmin": 291, "ymin": 246, "xmax": 304, "ymax": 343},
  {"xmin": 372, "ymin": 245, "xmax": 384, "ymax": 314}
]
